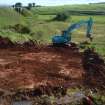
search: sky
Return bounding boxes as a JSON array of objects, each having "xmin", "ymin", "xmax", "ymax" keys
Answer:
[{"xmin": 0, "ymin": 0, "xmax": 105, "ymax": 6}]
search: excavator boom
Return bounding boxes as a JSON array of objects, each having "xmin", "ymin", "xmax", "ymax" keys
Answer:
[{"xmin": 52, "ymin": 17, "xmax": 93, "ymax": 45}]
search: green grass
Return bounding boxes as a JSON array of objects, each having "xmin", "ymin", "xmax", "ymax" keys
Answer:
[
  {"xmin": 0, "ymin": 7, "xmax": 25, "ymax": 28},
  {"xmin": 31, "ymin": 4, "xmax": 105, "ymax": 15},
  {"xmin": 0, "ymin": 29, "xmax": 32, "ymax": 42},
  {"xmin": 0, "ymin": 7, "xmax": 31, "ymax": 42},
  {"xmin": 0, "ymin": 5, "xmax": 105, "ymax": 55}
]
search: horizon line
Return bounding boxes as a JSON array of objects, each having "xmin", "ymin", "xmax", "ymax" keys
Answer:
[{"xmin": 0, "ymin": 1, "xmax": 104, "ymax": 7}]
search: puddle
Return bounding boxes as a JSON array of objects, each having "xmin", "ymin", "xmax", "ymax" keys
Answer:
[{"xmin": 13, "ymin": 101, "xmax": 32, "ymax": 105}]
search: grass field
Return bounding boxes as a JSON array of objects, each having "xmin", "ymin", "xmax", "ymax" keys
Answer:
[
  {"xmin": 0, "ymin": 4, "xmax": 105, "ymax": 55},
  {"xmin": 31, "ymin": 4, "xmax": 105, "ymax": 15}
]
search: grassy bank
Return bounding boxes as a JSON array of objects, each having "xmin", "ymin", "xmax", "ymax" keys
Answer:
[
  {"xmin": 0, "ymin": 7, "xmax": 24, "ymax": 27},
  {"xmin": 0, "ymin": 5, "xmax": 105, "ymax": 55}
]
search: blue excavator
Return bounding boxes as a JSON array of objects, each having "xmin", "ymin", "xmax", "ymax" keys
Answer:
[{"xmin": 52, "ymin": 17, "xmax": 93, "ymax": 46}]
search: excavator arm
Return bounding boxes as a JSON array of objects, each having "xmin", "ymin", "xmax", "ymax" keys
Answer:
[
  {"xmin": 52, "ymin": 17, "xmax": 93, "ymax": 45},
  {"xmin": 65, "ymin": 17, "xmax": 93, "ymax": 38}
]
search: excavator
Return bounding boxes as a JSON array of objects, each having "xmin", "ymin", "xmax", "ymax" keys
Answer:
[{"xmin": 52, "ymin": 17, "xmax": 93, "ymax": 46}]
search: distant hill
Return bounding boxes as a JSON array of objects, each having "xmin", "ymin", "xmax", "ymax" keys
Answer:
[
  {"xmin": 31, "ymin": 4, "xmax": 105, "ymax": 15},
  {"xmin": 90, "ymin": 2, "xmax": 105, "ymax": 4}
]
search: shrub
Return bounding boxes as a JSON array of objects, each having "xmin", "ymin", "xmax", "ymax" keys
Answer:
[
  {"xmin": 13, "ymin": 24, "xmax": 31, "ymax": 34},
  {"xmin": 21, "ymin": 8, "xmax": 33, "ymax": 16},
  {"xmin": 53, "ymin": 12, "xmax": 70, "ymax": 21}
]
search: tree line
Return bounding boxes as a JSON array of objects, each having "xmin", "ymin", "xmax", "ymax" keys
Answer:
[{"xmin": 12, "ymin": 2, "xmax": 40, "ymax": 13}]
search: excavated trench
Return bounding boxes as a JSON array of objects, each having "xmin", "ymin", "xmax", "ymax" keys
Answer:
[{"xmin": 0, "ymin": 37, "xmax": 105, "ymax": 100}]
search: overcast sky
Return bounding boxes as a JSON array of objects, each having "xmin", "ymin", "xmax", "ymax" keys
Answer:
[{"xmin": 0, "ymin": 0, "xmax": 105, "ymax": 6}]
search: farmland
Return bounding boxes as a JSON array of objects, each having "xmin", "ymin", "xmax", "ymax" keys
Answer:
[{"xmin": 31, "ymin": 4, "xmax": 105, "ymax": 15}]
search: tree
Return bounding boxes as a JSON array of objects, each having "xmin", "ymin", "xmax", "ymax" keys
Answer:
[
  {"xmin": 53, "ymin": 12, "xmax": 70, "ymax": 21},
  {"xmin": 15, "ymin": 2, "xmax": 22, "ymax": 7},
  {"xmin": 12, "ymin": 5, "xmax": 15, "ymax": 8},
  {"xmin": 14, "ymin": 2, "xmax": 23, "ymax": 13},
  {"xmin": 32, "ymin": 3, "xmax": 36, "ymax": 7},
  {"xmin": 27, "ymin": 3, "xmax": 33, "ymax": 10}
]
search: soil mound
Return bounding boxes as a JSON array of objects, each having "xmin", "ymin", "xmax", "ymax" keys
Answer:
[
  {"xmin": 82, "ymin": 48, "xmax": 105, "ymax": 88},
  {"xmin": 0, "ymin": 36, "xmax": 38, "ymax": 50},
  {"xmin": 0, "ymin": 36, "xmax": 14, "ymax": 48}
]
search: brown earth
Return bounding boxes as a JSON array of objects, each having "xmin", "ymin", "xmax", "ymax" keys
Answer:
[
  {"xmin": 0, "ymin": 37, "xmax": 105, "ymax": 97},
  {"xmin": 0, "ymin": 46, "xmax": 83, "ymax": 90}
]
